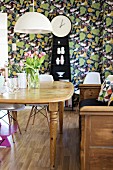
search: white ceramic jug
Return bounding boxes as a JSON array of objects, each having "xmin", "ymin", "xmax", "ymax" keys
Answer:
[{"xmin": 17, "ymin": 72, "xmax": 27, "ymax": 88}]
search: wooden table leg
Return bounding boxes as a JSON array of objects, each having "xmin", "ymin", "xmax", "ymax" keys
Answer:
[
  {"xmin": 59, "ymin": 101, "xmax": 64, "ymax": 134},
  {"xmin": 49, "ymin": 102, "xmax": 58, "ymax": 169}
]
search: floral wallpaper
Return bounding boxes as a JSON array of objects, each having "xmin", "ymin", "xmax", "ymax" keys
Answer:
[{"xmin": 0, "ymin": 0, "xmax": 113, "ymax": 91}]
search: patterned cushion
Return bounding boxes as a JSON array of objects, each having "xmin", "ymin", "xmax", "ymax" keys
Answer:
[{"xmin": 98, "ymin": 79, "xmax": 113, "ymax": 102}]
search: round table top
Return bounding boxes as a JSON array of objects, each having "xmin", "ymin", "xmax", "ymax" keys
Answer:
[{"xmin": 0, "ymin": 81, "xmax": 74, "ymax": 104}]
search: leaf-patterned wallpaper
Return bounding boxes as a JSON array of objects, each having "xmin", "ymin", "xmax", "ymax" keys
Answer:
[{"xmin": 0, "ymin": 0, "xmax": 113, "ymax": 91}]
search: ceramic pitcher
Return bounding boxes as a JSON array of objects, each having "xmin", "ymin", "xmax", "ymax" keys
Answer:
[{"xmin": 17, "ymin": 72, "xmax": 27, "ymax": 88}]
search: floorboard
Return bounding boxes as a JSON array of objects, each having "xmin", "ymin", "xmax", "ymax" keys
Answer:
[{"xmin": 0, "ymin": 108, "xmax": 80, "ymax": 170}]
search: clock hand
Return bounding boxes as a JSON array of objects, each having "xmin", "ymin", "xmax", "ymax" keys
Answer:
[
  {"xmin": 60, "ymin": 19, "xmax": 63, "ymax": 27},
  {"xmin": 59, "ymin": 19, "xmax": 65, "ymax": 28},
  {"xmin": 60, "ymin": 23, "xmax": 65, "ymax": 28}
]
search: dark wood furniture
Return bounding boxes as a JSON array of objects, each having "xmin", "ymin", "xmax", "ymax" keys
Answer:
[{"xmin": 79, "ymin": 84, "xmax": 113, "ymax": 170}]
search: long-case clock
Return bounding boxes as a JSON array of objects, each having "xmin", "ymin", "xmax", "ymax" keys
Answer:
[{"xmin": 50, "ymin": 15, "xmax": 71, "ymax": 81}]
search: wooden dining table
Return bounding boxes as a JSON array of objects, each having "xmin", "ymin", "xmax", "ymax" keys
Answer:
[{"xmin": 0, "ymin": 81, "xmax": 74, "ymax": 169}]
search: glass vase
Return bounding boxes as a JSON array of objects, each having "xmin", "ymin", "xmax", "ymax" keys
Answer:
[{"xmin": 28, "ymin": 69, "xmax": 40, "ymax": 89}]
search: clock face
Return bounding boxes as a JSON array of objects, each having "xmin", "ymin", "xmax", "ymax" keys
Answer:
[{"xmin": 51, "ymin": 15, "xmax": 71, "ymax": 37}]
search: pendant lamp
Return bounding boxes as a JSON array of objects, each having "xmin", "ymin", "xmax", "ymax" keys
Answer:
[{"xmin": 14, "ymin": 0, "xmax": 52, "ymax": 34}]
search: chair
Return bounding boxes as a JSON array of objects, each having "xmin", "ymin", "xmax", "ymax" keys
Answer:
[
  {"xmin": 0, "ymin": 69, "xmax": 25, "ymax": 146},
  {"xmin": 25, "ymin": 74, "xmax": 54, "ymax": 131},
  {"xmin": 75, "ymin": 72, "xmax": 101, "ymax": 112},
  {"xmin": 0, "ymin": 104, "xmax": 25, "ymax": 146},
  {"xmin": 83, "ymin": 72, "xmax": 101, "ymax": 84}
]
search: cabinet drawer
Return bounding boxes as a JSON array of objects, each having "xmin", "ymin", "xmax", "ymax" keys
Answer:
[
  {"xmin": 89, "ymin": 148, "xmax": 113, "ymax": 170},
  {"xmin": 90, "ymin": 116, "xmax": 113, "ymax": 146},
  {"xmin": 84, "ymin": 89, "xmax": 99, "ymax": 99}
]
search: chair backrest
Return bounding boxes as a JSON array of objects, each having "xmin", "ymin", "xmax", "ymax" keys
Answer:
[
  {"xmin": 83, "ymin": 72, "xmax": 101, "ymax": 84},
  {"xmin": 39, "ymin": 74, "xmax": 54, "ymax": 83}
]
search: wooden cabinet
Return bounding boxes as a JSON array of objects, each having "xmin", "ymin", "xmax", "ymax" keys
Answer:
[
  {"xmin": 79, "ymin": 84, "xmax": 113, "ymax": 170},
  {"xmin": 80, "ymin": 114, "xmax": 113, "ymax": 170},
  {"xmin": 80, "ymin": 106, "xmax": 113, "ymax": 170},
  {"xmin": 50, "ymin": 35, "xmax": 71, "ymax": 81},
  {"xmin": 79, "ymin": 84, "xmax": 101, "ymax": 101}
]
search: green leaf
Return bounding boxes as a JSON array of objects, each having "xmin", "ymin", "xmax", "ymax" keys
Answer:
[
  {"xmin": 75, "ymin": 44, "xmax": 80, "ymax": 49},
  {"xmin": 70, "ymin": 0, "xmax": 74, "ymax": 4},
  {"xmin": 17, "ymin": 42, "xmax": 24, "ymax": 48},
  {"xmin": 75, "ymin": 69, "xmax": 80, "ymax": 74},
  {"xmin": 8, "ymin": 45, "xmax": 11, "ymax": 52},
  {"xmin": 105, "ymin": 71, "xmax": 111, "ymax": 78},
  {"xmin": 95, "ymin": 37, "xmax": 99, "ymax": 43},
  {"xmin": 20, "ymin": 49, "xmax": 24, "ymax": 56},
  {"xmin": 44, "ymin": 62, "xmax": 48, "ymax": 68},
  {"xmin": 96, "ymin": 11, "xmax": 100, "ymax": 18},
  {"xmin": 69, "ymin": 42, "xmax": 74, "ymax": 48},
  {"xmin": 106, "ymin": 17, "xmax": 112, "ymax": 27},
  {"xmin": 80, "ymin": 32, "xmax": 86, "ymax": 41},
  {"xmin": 70, "ymin": 49, "xmax": 73, "ymax": 56},
  {"xmin": 91, "ymin": 54, "xmax": 99, "ymax": 61},
  {"xmin": 45, "ymin": 11, "xmax": 49, "ymax": 17},
  {"xmin": 30, "ymin": 34, "xmax": 35, "ymax": 41},
  {"xmin": 50, "ymin": 6, "xmax": 56, "ymax": 10},
  {"xmin": 44, "ymin": 37, "xmax": 49, "ymax": 42},
  {"xmin": 79, "ymin": 58, "xmax": 85, "ymax": 66},
  {"xmin": 91, "ymin": 29, "xmax": 99, "ymax": 35},
  {"xmin": 20, "ymin": 0, "xmax": 24, "ymax": 5},
  {"xmin": 92, "ymin": 3, "xmax": 100, "ymax": 10},
  {"xmin": 76, "ymin": 18, "xmax": 81, "ymax": 23},
  {"xmin": 25, "ymin": 44, "xmax": 29, "ymax": 49},
  {"xmin": 40, "ymin": 4, "xmax": 49, "ymax": 10},
  {"xmin": 80, "ymin": 7, "xmax": 86, "ymax": 15},
  {"xmin": 105, "ymin": 44, "xmax": 112, "ymax": 53},
  {"xmin": 69, "ymin": 16, "xmax": 75, "ymax": 22},
  {"xmin": 95, "ymin": 62, "xmax": 99, "ymax": 69}
]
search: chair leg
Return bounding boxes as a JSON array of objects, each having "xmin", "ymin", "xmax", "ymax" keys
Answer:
[
  {"xmin": 38, "ymin": 106, "xmax": 50, "ymax": 128},
  {"xmin": 7, "ymin": 111, "xmax": 15, "ymax": 143},
  {"xmin": 8, "ymin": 111, "xmax": 11, "ymax": 124},
  {"xmin": 11, "ymin": 134, "xmax": 15, "ymax": 143},
  {"xmin": 12, "ymin": 111, "xmax": 22, "ymax": 134},
  {"xmin": 25, "ymin": 105, "xmax": 50, "ymax": 130},
  {"xmin": 32, "ymin": 106, "xmax": 37, "ymax": 125},
  {"xmin": 25, "ymin": 106, "xmax": 35, "ymax": 131}
]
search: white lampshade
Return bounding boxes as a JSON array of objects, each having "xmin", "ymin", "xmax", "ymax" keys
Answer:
[{"xmin": 14, "ymin": 12, "xmax": 52, "ymax": 34}]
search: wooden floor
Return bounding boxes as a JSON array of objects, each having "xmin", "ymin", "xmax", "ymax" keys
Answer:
[{"xmin": 0, "ymin": 108, "xmax": 80, "ymax": 170}]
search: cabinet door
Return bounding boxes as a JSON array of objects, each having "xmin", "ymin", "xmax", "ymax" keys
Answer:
[{"xmin": 83, "ymin": 115, "xmax": 113, "ymax": 170}]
